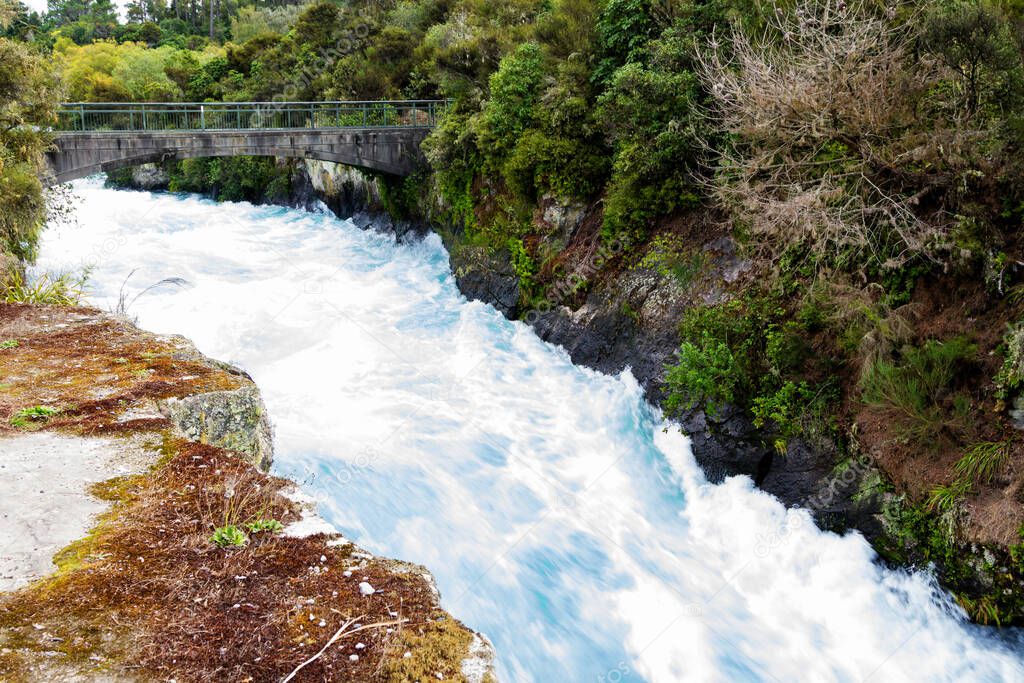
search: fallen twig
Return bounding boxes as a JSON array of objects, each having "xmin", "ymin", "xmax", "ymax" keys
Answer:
[{"xmin": 279, "ymin": 615, "xmax": 409, "ymax": 682}]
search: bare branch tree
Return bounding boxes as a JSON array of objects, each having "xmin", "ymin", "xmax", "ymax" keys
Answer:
[{"xmin": 695, "ymin": 0, "xmax": 977, "ymax": 270}]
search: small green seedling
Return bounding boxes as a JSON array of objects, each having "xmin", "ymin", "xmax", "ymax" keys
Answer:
[
  {"xmin": 0, "ymin": 340, "xmax": 18, "ymax": 349},
  {"xmin": 211, "ymin": 525, "xmax": 248, "ymax": 549},
  {"xmin": 11, "ymin": 405, "xmax": 61, "ymax": 428},
  {"xmin": 245, "ymin": 518, "xmax": 284, "ymax": 534}
]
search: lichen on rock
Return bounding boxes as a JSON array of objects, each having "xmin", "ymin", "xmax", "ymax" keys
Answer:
[{"xmin": 160, "ymin": 385, "xmax": 273, "ymax": 471}]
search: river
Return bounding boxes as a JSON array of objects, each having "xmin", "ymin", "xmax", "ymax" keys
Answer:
[{"xmin": 37, "ymin": 179, "xmax": 1024, "ymax": 682}]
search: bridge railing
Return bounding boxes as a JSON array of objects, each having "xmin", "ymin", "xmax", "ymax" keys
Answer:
[{"xmin": 55, "ymin": 100, "xmax": 448, "ymax": 132}]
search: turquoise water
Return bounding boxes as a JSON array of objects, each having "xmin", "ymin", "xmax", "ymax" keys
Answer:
[{"xmin": 39, "ymin": 179, "xmax": 1024, "ymax": 682}]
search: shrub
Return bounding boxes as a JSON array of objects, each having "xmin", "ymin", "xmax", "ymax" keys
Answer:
[
  {"xmin": 596, "ymin": 30, "xmax": 708, "ymax": 243},
  {"xmin": 0, "ymin": 36, "xmax": 61, "ymax": 265},
  {"xmin": 664, "ymin": 288, "xmax": 840, "ymax": 441},
  {"xmin": 817, "ymin": 281, "xmax": 917, "ymax": 376},
  {"xmin": 508, "ymin": 237, "xmax": 538, "ymax": 300},
  {"xmin": 664, "ymin": 333, "xmax": 739, "ymax": 416},
  {"xmin": 751, "ymin": 381, "xmax": 815, "ymax": 438},
  {"xmin": 593, "ymin": 0, "xmax": 657, "ymax": 83},
  {"xmin": 921, "ymin": 0, "xmax": 1023, "ymax": 120},
  {"xmin": 476, "ymin": 42, "xmax": 545, "ymax": 163},
  {"xmin": 860, "ymin": 337, "xmax": 977, "ymax": 445},
  {"xmin": 230, "ymin": 4, "xmax": 307, "ymax": 43},
  {"xmin": 695, "ymin": 0, "xmax": 976, "ymax": 270},
  {"xmin": 502, "ymin": 129, "xmax": 608, "ymax": 201}
]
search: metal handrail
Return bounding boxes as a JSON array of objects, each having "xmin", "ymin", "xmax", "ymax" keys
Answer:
[{"xmin": 54, "ymin": 100, "xmax": 449, "ymax": 133}]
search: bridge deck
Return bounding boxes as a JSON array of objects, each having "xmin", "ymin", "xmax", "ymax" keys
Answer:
[{"xmin": 46, "ymin": 101, "xmax": 444, "ymax": 184}]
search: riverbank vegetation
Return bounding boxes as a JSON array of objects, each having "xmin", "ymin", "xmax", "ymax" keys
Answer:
[{"xmin": 5, "ymin": 0, "xmax": 1024, "ymax": 623}]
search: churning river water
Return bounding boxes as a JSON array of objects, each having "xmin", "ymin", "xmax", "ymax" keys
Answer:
[{"xmin": 37, "ymin": 179, "xmax": 1024, "ymax": 682}]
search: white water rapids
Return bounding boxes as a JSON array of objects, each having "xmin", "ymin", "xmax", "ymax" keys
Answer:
[{"xmin": 37, "ymin": 179, "xmax": 1024, "ymax": 682}]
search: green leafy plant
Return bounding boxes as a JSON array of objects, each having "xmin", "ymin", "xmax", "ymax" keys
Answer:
[
  {"xmin": 0, "ymin": 339, "xmax": 17, "ymax": 349},
  {"xmin": 245, "ymin": 518, "xmax": 284, "ymax": 534},
  {"xmin": 664, "ymin": 334, "xmax": 738, "ymax": 416},
  {"xmin": 11, "ymin": 405, "xmax": 60, "ymax": 427},
  {"xmin": 508, "ymin": 237, "xmax": 538, "ymax": 301},
  {"xmin": 210, "ymin": 524, "xmax": 248, "ymax": 549},
  {"xmin": 927, "ymin": 478, "xmax": 973, "ymax": 514},
  {"xmin": 751, "ymin": 381, "xmax": 815, "ymax": 439}
]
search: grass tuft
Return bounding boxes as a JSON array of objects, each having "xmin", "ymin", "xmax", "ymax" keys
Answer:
[
  {"xmin": 10, "ymin": 405, "xmax": 60, "ymax": 428},
  {"xmin": 2, "ymin": 269, "xmax": 88, "ymax": 306},
  {"xmin": 927, "ymin": 478, "xmax": 972, "ymax": 514},
  {"xmin": 954, "ymin": 440, "xmax": 1013, "ymax": 485}
]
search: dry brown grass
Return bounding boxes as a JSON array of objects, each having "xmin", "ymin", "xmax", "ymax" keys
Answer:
[{"xmin": 0, "ymin": 303, "xmax": 240, "ymax": 437}]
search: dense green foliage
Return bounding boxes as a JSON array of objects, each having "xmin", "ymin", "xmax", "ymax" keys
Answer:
[
  {"xmin": 25, "ymin": 0, "xmax": 1021, "ymax": 267},
  {"xmin": 167, "ymin": 156, "xmax": 291, "ymax": 202},
  {"xmin": 0, "ymin": 11, "xmax": 63, "ymax": 278},
  {"xmin": 664, "ymin": 290, "xmax": 838, "ymax": 443}
]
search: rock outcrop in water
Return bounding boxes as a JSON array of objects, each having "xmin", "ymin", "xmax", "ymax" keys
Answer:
[{"xmin": 0, "ymin": 303, "xmax": 496, "ymax": 682}]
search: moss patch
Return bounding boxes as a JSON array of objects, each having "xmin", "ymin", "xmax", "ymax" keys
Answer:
[{"xmin": 383, "ymin": 611, "xmax": 485, "ymax": 683}]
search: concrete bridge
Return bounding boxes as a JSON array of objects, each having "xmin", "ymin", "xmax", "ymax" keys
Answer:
[{"xmin": 44, "ymin": 100, "xmax": 444, "ymax": 186}]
